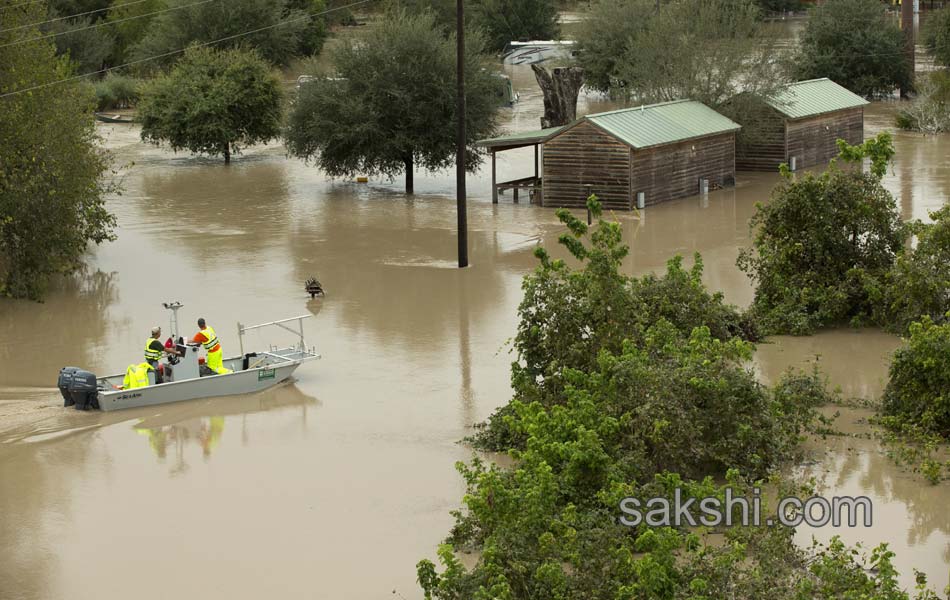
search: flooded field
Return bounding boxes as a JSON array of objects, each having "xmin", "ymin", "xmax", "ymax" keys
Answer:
[{"xmin": 2, "ymin": 62, "xmax": 950, "ymax": 598}]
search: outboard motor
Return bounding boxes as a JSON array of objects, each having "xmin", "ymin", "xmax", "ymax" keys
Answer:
[{"xmin": 57, "ymin": 367, "xmax": 100, "ymax": 411}]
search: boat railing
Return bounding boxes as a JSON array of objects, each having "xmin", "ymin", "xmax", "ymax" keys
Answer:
[{"xmin": 237, "ymin": 315, "xmax": 316, "ymax": 357}]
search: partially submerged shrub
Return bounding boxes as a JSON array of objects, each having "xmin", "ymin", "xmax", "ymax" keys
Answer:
[
  {"xmin": 477, "ymin": 196, "xmax": 758, "ymax": 451},
  {"xmin": 884, "ymin": 206, "xmax": 950, "ymax": 331},
  {"xmin": 895, "ymin": 71, "xmax": 950, "ymax": 134},
  {"xmin": 737, "ymin": 134, "xmax": 905, "ymax": 335},
  {"xmin": 882, "ymin": 316, "xmax": 950, "ymax": 439}
]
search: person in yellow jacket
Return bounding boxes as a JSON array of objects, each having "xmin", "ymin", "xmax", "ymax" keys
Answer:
[
  {"xmin": 123, "ymin": 362, "xmax": 154, "ymax": 389},
  {"xmin": 145, "ymin": 326, "xmax": 180, "ymax": 383},
  {"xmin": 190, "ymin": 317, "xmax": 232, "ymax": 375}
]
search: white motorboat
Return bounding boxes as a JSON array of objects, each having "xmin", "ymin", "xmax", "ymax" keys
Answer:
[{"xmin": 57, "ymin": 307, "xmax": 320, "ymax": 412}]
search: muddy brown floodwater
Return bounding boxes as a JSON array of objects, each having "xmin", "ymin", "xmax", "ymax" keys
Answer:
[{"xmin": 2, "ymin": 59, "xmax": 950, "ymax": 598}]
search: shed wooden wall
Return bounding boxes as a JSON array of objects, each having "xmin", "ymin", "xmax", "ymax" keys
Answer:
[
  {"xmin": 786, "ymin": 108, "xmax": 864, "ymax": 169},
  {"xmin": 630, "ymin": 133, "xmax": 736, "ymax": 206},
  {"xmin": 541, "ymin": 121, "xmax": 632, "ymax": 211},
  {"xmin": 735, "ymin": 109, "xmax": 786, "ymax": 171}
]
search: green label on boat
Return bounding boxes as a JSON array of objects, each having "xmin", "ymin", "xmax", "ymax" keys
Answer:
[{"xmin": 258, "ymin": 368, "xmax": 276, "ymax": 381}]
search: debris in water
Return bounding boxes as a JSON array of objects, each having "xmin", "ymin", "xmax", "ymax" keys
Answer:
[{"xmin": 305, "ymin": 277, "xmax": 325, "ymax": 298}]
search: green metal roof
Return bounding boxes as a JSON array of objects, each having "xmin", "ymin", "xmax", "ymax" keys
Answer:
[
  {"xmin": 577, "ymin": 100, "xmax": 741, "ymax": 149},
  {"xmin": 766, "ymin": 78, "xmax": 869, "ymax": 120},
  {"xmin": 477, "ymin": 126, "xmax": 564, "ymax": 149}
]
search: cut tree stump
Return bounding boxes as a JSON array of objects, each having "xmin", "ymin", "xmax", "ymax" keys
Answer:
[{"xmin": 531, "ymin": 64, "xmax": 585, "ymax": 129}]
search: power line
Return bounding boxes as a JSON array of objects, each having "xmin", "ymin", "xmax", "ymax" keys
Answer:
[
  {"xmin": 0, "ymin": 0, "xmax": 219, "ymax": 48},
  {"xmin": 0, "ymin": 0, "xmax": 156, "ymax": 35},
  {"xmin": 0, "ymin": 0, "xmax": 46, "ymax": 13},
  {"xmin": 0, "ymin": 0, "xmax": 374, "ymax": 99}
]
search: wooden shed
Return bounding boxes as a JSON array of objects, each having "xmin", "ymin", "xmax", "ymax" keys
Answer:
[
  {"xmin": 538, "ymin": 100, "xmax": 741, "ymax": 210},
  {"xmin": 734, "ymin": 78, "xmax": 869, "ymax": 172}
]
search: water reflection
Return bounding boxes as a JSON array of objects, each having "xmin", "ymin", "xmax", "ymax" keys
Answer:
[
  {"xmin": 797, "ymin": 415, "xmax": 950, "ymax": 592},
  {"xmin": 0, "ymin": 269, "xmax": 121, "ymax": 387}
]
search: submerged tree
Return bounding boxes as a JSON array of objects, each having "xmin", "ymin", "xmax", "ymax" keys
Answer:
[
  {"xmin": 284, "ymin": 9, "xmax": 499, "ymax": 194},
  {"xmin": 577, "ymin": 0, "xmax": 787, "ymax": 109},
  {"xmin": 737, "ymin": 134, "xmax": 906, "ymax": 335},
  {"xmin": 417, "ymin": 197, "xmax": 941, "ymax": 599},
  {"xmin": 138, "ymin": 46, "xmax": 283, "ymax": 163},
  {"xmin": 468, "ymin": 0, "xmax": 560, "ymax": 52},
  {"xmin": 0, "ymin": 4, "xmax": 117, "ymax": 299},
  {"xmin": 795, "ymin": 0, "xmax": 911, "ymax": 97}
]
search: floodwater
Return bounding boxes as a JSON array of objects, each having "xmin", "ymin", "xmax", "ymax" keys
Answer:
[{"xmin": 3, "ymin": 63, "xmax": 950, "ymax": 599}]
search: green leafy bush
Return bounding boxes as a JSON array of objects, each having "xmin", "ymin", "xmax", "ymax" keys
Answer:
[
  {"xmin": 419, "ymin": 195, "xmax": 940, "ymax": 599},
  {"xmin": 884, "ymin": 206, "xmax": 950, "ymax": 331},
  {"xmin": 737, "ymin": 134, "xmax": 906, "ymax": 335},
  {"xmin": 94, "ymin": 74, "xmax": 142, "ymax": 110},
  {"xmin": 882, "ymin": 316, "xmax": 950, "ymax": 438}
]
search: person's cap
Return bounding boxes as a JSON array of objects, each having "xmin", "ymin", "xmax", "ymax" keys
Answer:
[
  {"xmin": 197, "ymin": 317, "xmax": 206, "ymax": 327},
  {"xmin": 151, "ymin": 326, "xmax": 161, "ymax": 335}
]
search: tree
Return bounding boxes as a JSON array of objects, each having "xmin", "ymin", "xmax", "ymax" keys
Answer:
[
  {"xmin": 923, "ymin": 5, "xmax": 950, "ymax": 68},
  {"xmin": 284, "ymin": 9, "xmax": 500, "ymax": 194},
  {"xmin": 882, "ymin": 316, "xmax": 950, "ymax": 439},
  {"xmin": 795, "ymin": 0, "xmax": 911, "ymax": 97},
  {"xmin": 884, "ymin": 206, "xmax": 950, "ymax": 331},
  {"xmin": 416, "ymin": 197, "xmax": 940, "ymax": 600},
  {"xmin": 756, "ymin": 0, "xmax": 801, "ymax": 12},
  {"xmin": 0, "ymin": 4, "xmax": 117, "ymax": 299},
  {"xmin": 138, "ymin": 46, "xmax": 283, "ymax": 163},
  {"xmin": 106, "ymin": 0, "xmax": 166, "ymax": 65},
  {"xmin": 895, "ymin": 70, "xmax": 950, "ymax": 133},
  {"xmin": 469, "ymin": 0, "xmax": 560, "ymax": 52},
  {"xmin": 394, "ymin": 0, "xmax": 558, "ymax": 49},
  {"xmin": 130, "ymin": 0, "xmax": 315, "ymax": 69},
  {"xmin": 737, "ymin": 134, "xmax": 906, "ymax": 335},
  {"xmin": 577, "ymin": 0, "xmax": 788, "ymax": 122}
]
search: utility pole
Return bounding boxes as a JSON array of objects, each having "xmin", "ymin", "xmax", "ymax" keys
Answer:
[
  {"xmin": 901, "ymin": 0, "xmax": 915, "ymax": 96},
  {"xmin": 456, "ymin": 0, "xmax": 469, "ymax": 268}
]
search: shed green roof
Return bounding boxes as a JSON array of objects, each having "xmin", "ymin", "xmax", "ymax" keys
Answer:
[
  {"xmin": 576, "ymin": 100, "xmax": 741, "ymax": 149},
  {"xmin": 766, "ymin": 78, "xmax": 869, "ymax": 120},
  {"xmin": 477, "ymin": 126, "xmax": 564, "ymax": 149}
]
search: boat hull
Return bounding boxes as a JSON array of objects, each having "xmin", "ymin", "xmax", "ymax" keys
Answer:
[{"xmin": 97, "ymin": 361, "xmax": 301, "ymax": 411}]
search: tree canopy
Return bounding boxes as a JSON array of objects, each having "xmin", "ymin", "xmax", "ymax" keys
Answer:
[
  {"xmin": 284, "ymin": 9, "xmax": 500, "ymax": 193},
  {"xmin": 394, "ymin": 0, "xmax": 559, "ymax": 50},
  {"xmin": 923, "ymin": 6, "xmax": 950, "ymax": 68},
  {"xmin": 138, "ymin": 46, "xmax": 284, "ymax": 163},
  {"xmin": 576, "ymin": 0, "xmax": 788, "ymax": 126},
  {"xmin": 0, "ymin": 4, "xmax": 117, "ymax": 299},
  {"xmin": 737, "ymin": 134, "xmax": 906, "ymax": 335},
  {"xmin": 794, "ymin": 0, "xmax": 912, "ymax": 97},
  {"xmin": 417, "ymin": 197, "xmax": 939, "ymax": 599},
  {"xmin": 130, "ymin": 0, "xmax": 322, "ymax": 69}
]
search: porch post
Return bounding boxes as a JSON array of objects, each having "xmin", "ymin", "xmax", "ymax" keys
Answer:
[
  {"xmin": 491, "ymin": 149, "xmax": 498, "ymax": 204},
  {"xmin": 534, "ymin": 143, "xmax": 538, "ymax": 179}
]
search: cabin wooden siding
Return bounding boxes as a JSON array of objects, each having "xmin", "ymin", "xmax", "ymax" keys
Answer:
[
  {"xmin": 785, "ymin": 107, "xmax": 864, "ymax": 170},
  {"xmin": 630, "ymin": 133, "xmax": 736, "ymax": 206},
  {"xmin": 735, "ymin": 108, "xmax": 787, "ymax": 171},
  {"xmin": 541, "ymin": 121, "xmax": 632, "ymax": 211}
]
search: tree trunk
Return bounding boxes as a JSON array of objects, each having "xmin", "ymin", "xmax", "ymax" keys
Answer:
[
  {"xmin": 405, "ymin": 155, "xmax": 414, "ymax": 194},
  {"xmin": 900, "ymin": 0, "xmax": 915, "ymax": 98},
  {"xmin": 224, "ymin": 143, "xmax": 231, "ymax": 165},
  {"xmin": 531, "ymin": 64, "xmax": 585, "ymax": 129}
]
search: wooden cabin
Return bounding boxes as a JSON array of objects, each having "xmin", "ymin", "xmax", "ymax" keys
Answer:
[
  {"xmin": 540, "ymin": 101, "xmax": 741, "ymax": 210},
  {"xmin": 734, "ymin": 78, "xmax": 869, "ymax": 172}
]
